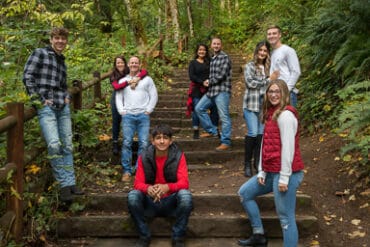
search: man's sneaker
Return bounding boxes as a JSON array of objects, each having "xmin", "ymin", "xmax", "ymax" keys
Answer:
[
  {"xmin": 200, "ymin": 132, "xmax": 218, "ymax": 138},
  {"xmin": 121, "ymin": 173, "xmax": 131, "ymax": 182},
  {"xmin": 216, "ymin": 144, "xmax": 231, "ymax": 151}
]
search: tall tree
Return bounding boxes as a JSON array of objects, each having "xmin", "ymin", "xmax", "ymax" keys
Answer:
[
  {"xmin": 167, "ymin": 0, "xmax": 180, "ymax": 43},
  {"xmin": 186, "ymin": 0, "xmax": 194, "ymax": 37},
  {"xmin": 123, "ymin": 0, "xmax": 148, "ymax": 49}
]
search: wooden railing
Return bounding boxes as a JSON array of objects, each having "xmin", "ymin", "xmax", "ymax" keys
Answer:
[{"xmin": 0, "ymin": 70, "xmax": 111, "ymax": 243}]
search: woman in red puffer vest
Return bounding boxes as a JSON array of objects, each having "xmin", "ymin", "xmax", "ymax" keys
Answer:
[{"xmin": 237, "ymin": 79, "xmax": 304, "ymax": 247}]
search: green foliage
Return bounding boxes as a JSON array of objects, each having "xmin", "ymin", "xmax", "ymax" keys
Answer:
[{"xmin": 335, "ymin": 80, "xmax": 370, "ymax": 166}]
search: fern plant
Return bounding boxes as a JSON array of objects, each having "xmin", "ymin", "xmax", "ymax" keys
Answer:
[{"xmin": 335, "ymin": 80, "xmax": 369, "ymax": 167}]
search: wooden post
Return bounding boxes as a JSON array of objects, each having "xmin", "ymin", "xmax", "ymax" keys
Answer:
[
  {"xmin": 72, "ymin": 80, "xmax": 82, "ymax": 111},
  {"xmin": 93, "ymin": 71, "xmax": 102, "ymax": 101},
  {"xmin": 6, "ymin": 102, "xmax": 24, "ymax": 242}
]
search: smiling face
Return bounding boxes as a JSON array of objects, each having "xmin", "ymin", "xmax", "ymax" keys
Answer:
[
  {"xmin": 50, "ymin": 35, "xmax": 68, "ymax": 54},
  {"xmin": 211, "ymin": 38, "xmax": 222, "ymax": 54},
  {"xmin": 152, "ymin": 134, "xmax": 173, "ymax": 155},
  {"xmin": 197, "ymin": 45, "xmax": 207, "ymax": 59},
  {"xmin": 115, "ymin": 58, "xmax": 126, "ymax": 73},
  {"xmin": 267, "ymin": 84, "xmax": 282, "ymax": 106},
  {"xmin": 256, "ymin": 45, "xmax": 269, "ymax": 63},
  {"xmin": 266, "ymin": 27, "xmax": 282, "ymax": 48},
  {"xmin": 128, "ymin": 56, "xmax": 140, "ymax": 75}
]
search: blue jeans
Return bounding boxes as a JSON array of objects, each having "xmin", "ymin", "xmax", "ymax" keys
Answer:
[
  {"xmin": 243, "ymin": 109, "xmax": 264, "ymax": 137},
  {"xmin": 195, "ymin": 92, "xmax": 232, "ymax": 146},
  {"xmin": 37, "ymin": 104, "xmax": 76, "ymax": 188},
  {"xmin": 110, "ymin": 91, "xmax": 121, "ymax": 142},
  {"xmin": 192, "ymin": 97, "xmax": 219, "ymax": 129},
  {"xmin": 238, "ymin": 171, "xmax": 304, "ymax": 247},
  {"xmin": 121, "ymin": 113, "xmax": 150, "ymax": 175},
  {"xmin": 290, "ymin": 91, "xmax": 297, "ymax": 108},
  {"xmin": 128, "ymin": 189, "xmax": 193, "ymax": 239}
]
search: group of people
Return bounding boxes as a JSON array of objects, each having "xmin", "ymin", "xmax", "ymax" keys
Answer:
[{"xmin": 23, "ymin": 25, "xmax": 304, "ymax": 247}]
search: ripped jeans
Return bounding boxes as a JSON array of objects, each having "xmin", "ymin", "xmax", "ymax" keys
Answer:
[
  {"xmin": 37, "ymin": 104, "xmax": 76, "ymax": 188},
  {"xmin": 238, "ymin": 171, "xmax": 304, "ymax": 247}
]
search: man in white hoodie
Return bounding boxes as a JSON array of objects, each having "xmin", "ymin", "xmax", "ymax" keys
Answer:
[
  {"xmin": 116, "ymin": 56, "xmax": 158, "ymax": 182},
  {"xmin": 267, "ymin": 25, "xmax": 301, "ymax": 107}
]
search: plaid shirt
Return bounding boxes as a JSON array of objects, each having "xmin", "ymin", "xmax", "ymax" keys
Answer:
[
  {"xmin": 243, "ymin": 61, "xmax": 268, "ymax": 112},
  {"xmin": 23, "ymin": 46, "xmax": 69, "ymax": 109},
  {"xmin": 207, "ymin": 51, "xmax": 232, "ymax": 97}
]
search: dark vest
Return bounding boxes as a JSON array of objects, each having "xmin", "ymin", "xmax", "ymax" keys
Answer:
[
  {"xmin": 262, "ymin": 105, "xmax": 304, "ymax": 172},
  {"xmin": 141, "ymin": 143, "xmax": 183, "ymax": 184}
]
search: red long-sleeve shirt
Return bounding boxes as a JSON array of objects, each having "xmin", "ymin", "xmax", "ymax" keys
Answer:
[{"xmin": 133, "ymin": 153, "xmax": 189, "ymax": 198}]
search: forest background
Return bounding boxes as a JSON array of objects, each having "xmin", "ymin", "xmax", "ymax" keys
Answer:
[{"xmin": 0, "ymin": 0, "xmax": 369, "ymax": 245}]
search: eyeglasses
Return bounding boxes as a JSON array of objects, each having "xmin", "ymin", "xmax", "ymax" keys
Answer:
[{"xmin": 267, "ymin": 90, "xmax": 281, "ymax": 95}]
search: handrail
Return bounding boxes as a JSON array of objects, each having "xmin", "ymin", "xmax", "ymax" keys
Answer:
[{"xmin": 0, "ymin": 70, "xmax": 111, "ymax": 244}]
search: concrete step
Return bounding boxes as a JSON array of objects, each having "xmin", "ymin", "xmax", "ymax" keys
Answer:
[
  {"xmin": 54, "ymin": 214, "xmax": 317, "ymax": 238},
  {"xmin": 75, "ymin": 193, "xmax": 313, "ymax": 214},
  {"xmin": 151, "ymin": 118, "xmax": 190, "ymax": 128},
  {"xmin": 183, "ymin": 149, "xmax": 243, "ymax": 163},
  {"xmin": 57, "ymin": 237, "xmax": 305, "ymax": 247},
  {"xmin": 174, "ymin": 138, "xmax": 243, "ymax": 151}
]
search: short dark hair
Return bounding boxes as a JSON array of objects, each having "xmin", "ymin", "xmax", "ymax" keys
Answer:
[
  {"xmin": 50, "ymin": 27, "xmax": 69, "ymax": 38},
  {"xmin": 267, "ymin": 25, "xmax": 281, "ymax": 33},
  {"xmin": 151, "ymin": 124, "xmax": 173, "ymax": 138}
]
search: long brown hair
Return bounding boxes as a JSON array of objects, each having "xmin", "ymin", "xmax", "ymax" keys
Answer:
[
  {"xmin": 110, "ymin": 55, "xmax": 129, "ymax": 82},
  {"xmin": 253, "ymin": 40, "xmax": 271, "ymax": 76},
  {"xmin": 261, "ymin": 79, "xmax": 290, "ymax": 123}
]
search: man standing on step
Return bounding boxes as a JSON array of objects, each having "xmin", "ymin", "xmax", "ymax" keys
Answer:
[
  {"xmin": 195, "ymin": 37, "xmax": 232, "ymax": 151},
  {"xmin": 23, "ymin": 27, "xmax": 84, "ymax": 203},
  {"xmin": 128, "ymin": 124, "xmax": 193, "ymax": 247},
  {"xmin": 116, "ymin": 56, "xmax": 158, "ymax": 182},
  {"xmin": 267, "ymin": 25, "xmax": 301, "ymax": 107}
]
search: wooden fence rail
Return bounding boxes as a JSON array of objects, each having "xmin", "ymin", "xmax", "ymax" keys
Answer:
[{"xmin": 0, "ymin": 71, "xmax": 110, "ymax": 244}]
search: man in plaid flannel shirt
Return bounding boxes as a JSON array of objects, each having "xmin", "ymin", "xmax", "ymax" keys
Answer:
[
  {"xmin": 23, "ymin": 27, "xmax": 84, "ymax": 203},
  {"xmin": 195, "ymin": 37, "xmax": 232, "ymax": 151}
]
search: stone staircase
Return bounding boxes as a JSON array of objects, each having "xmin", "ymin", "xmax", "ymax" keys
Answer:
[{"xmin": 54, "ymin": 52, "xmax": 318, "ymax": 246}]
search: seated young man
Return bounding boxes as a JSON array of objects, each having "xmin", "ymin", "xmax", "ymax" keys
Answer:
[{"xmin": 127, "ymin": 124, "xmax": 193, "ymax": 247}]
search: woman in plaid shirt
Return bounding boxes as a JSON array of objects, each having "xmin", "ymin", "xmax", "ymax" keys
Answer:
[{"xmin": 243, "ymin": 41, "xmax": 279, "ymax": 177}]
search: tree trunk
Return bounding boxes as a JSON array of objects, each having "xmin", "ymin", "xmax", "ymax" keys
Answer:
[
  {"xmin": 123, "ymin": 0, "xmax": 147, "ymax": 50},
  {"xmin": 186, "ymin": 0, "xmax": 194, "ymax": 38},
  {"xmin": 167, "ymin": 0, "xmax": 180, "ymax": 43}
]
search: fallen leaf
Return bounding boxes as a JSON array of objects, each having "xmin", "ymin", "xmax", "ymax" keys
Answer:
[
  {"xmin": 360, "ymin": 189, "xmax": 370, "ymax": 197},
  {"xmin": 349, "ymin": 194, "xmax": 356, "ymax": 201},
  {"xmin": 348, "ymin": 230, "xmax": 366, "ymax": 238},
  {"xmin": 323, "ymin": 215, "xmax": 332, "ymax": 221},
  {"xmin": 351, "ymin": 219, "xmax": 361, "ymax": 226},
  {"xmin": 310, "ymin": 239, "xmax": 320, "ymax": 246},
  {"xmin": 359, "ymin": 203, "xmax": 369, "ymax": 209}
]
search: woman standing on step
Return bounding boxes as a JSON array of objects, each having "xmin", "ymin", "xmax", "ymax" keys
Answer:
[
  {"xmin": 186, "ymin": 43, "xmax": 218, "ymax": 139},
  {"xmin": 242, "ymin": 41, "xmax": 279, "ymax": 177},
  {"xmin": 109, "ymin": 55, "xmax": 147, "ymax": 155},
  {"xmin": 238, "ymin": 79, "xmax": 305, "ymax": 247}
]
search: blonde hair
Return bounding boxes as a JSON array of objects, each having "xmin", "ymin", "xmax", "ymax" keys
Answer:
[{"xmin": 261, "ymin": 79, "xmax": 290, "ymax": 123}]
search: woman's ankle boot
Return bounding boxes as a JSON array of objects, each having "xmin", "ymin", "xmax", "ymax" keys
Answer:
[
  {"xmin": 193, "ymin": 129, "xmax": 199, "ymax": 139},
  {"xmin": 238, "ymin": 233, "xmax": 268, "ymax": 246},
  {"xmin": 244, "ymin": 136, "xmax": 256, "ymax": 177}
]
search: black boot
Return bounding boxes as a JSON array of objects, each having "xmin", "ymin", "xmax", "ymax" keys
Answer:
[
  {"xmin": 60, "ymin": 186, "xmax": 72, "ymax": 203},
  {"xmin": 253, "ymin": 134, "xmax": 263, "ymax": 172},
  {"xmin": 238, "ymin": 233, "xmax": 268, "ymax": 246},
  {"xmin": 244, "ymin": 136, "xmax": 256, "ymax": 177},
  {"xmin": 70, "ymin": 185, "xmax": 85, "ymax": 195},
  {"xmin": 193, "ymin": 129, "xmax": 199, "ymax": 139},
  {"xmin": 112, "ymin": 140, "xmax": 119, "ymax": 155}
]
